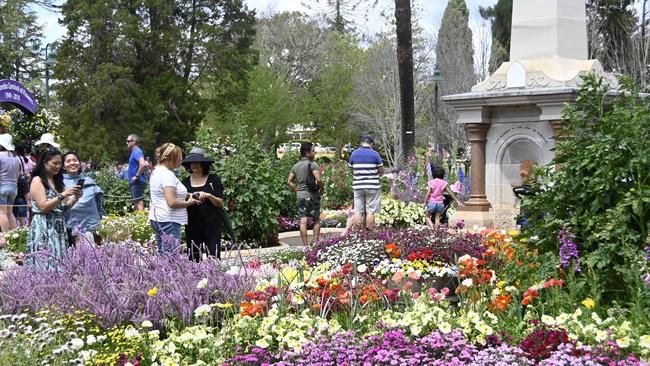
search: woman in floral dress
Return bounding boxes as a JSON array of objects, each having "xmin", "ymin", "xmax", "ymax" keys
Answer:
[{"xmin": 27, "ymin": 148, "xmax": 82, "ymax": 269}]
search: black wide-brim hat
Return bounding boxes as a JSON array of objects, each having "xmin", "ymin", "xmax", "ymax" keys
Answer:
[{"xmin": 182, "ymin": 147, "xmax": 215, "ymax": 168}]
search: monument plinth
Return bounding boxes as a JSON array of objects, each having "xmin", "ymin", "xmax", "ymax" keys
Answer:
[{"xmin": 443, "ymin": 0, "xmax": 616, "ymax": 228}]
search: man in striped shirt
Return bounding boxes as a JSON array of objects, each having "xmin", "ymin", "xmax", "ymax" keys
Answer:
[{"xmin": 348, "ymin": 135, "xmax": 384, "ymax": 230}]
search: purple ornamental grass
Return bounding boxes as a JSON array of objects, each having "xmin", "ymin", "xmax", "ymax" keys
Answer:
[{"xmin": 0, "ymin": 242, "xmax": 254, "ymax": 328}]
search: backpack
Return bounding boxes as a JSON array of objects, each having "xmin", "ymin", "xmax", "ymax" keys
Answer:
[{"xmin": 305, "ymin": 162, "xmax": 319, "ymax": 194}]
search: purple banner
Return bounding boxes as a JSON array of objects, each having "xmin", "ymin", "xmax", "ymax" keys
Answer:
[{"xmin": 0, "ymin": 79, "xmax": 39, "ymax": 115}]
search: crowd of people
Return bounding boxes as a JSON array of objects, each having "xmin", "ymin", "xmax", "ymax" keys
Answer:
[{"xmin": 0, "ymin": 130, "xmax": 461, "ymax": 270}]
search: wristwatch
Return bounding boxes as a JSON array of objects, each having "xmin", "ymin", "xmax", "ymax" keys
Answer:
[{"xmin": 57, "ymin": 193, "xmax": 65, "ymax": 202}]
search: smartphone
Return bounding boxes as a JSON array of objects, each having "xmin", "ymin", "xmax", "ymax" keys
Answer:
[{"xmin": 76, "ymin": 178, "xmax": 85, "ymax": 188}]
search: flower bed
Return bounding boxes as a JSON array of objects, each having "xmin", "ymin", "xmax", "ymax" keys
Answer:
[{"xmin": 0, "ymin": 228, "xmax": 648, "ymax": 365}]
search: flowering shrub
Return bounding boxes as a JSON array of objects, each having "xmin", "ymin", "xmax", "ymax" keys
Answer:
[
  {"xmin": 0, "ymin": 226, "xmax": 28, "ymax": 253},
  {"xmin": 0, "ymin": 242, "xmax": 253, "ymax": 327},
  {"xmin": 98, "ymin": 210, "xmax": 154, "ymax": 244},
  {"xmin": 320, "ymin": 160, "xmax": 353, "ymax": 209},
  {"xmin": 391, "ymin": 155, "xmax": 428, "ymax": 203},
  {"xmin": 306, "ymin": 227, "xmax": 485, "ymax": 269},
  {"xmin": 376, "ymin": 196, "xmax": 426, "ymax": 228}
]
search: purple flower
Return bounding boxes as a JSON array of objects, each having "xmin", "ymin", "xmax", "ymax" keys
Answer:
[{"xmin": 559, "ymin": 228, "xmax": 581, "ymax": 272}]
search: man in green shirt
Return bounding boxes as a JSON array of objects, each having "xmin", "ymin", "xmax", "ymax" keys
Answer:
[{"xmin": 287, "ymin": 142, "xmax": 324, "ymax": 245}]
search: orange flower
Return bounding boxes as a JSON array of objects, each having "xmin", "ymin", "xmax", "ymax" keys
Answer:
[
  {"xmin": 521, "ymin": 288, "xmax": 539, "ymax": 306},
  {"xmin": 385, "ymin": 243, "xmax": 401, "ymax": 258},
  {"xmin": 495, "ymin": 294, "xmax": 512, "ymax": 311}
]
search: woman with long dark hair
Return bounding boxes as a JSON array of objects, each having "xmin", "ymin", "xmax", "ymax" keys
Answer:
[
  {"xmin": 27, "ymin": 148, "xmax": 82, "ymax": 269},
  {"xmin": 62, "ymin": 151, "xmax": 105, "ymax": 244}
]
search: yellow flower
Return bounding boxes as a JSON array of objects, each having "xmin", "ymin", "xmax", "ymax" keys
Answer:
[
  {"xmin": 507, "ymin": 229, "xmax": 520, "ymax": 237},
  {"xmin": 496, "ymin": 281, "xmax": 506, "ymax": 289},
  {"xmin": 147, "ymin": 287, "xmax": 159, "ymax": 297},
  {"xmin": 581, "ymin": 298, "xmax": 595, "ymax": 309},
  {"xmin": 215, "ymin": 303, "xmax": 233, "ymax": 309}
]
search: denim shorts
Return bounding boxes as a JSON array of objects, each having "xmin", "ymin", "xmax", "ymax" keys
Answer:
[
  {"xmin": 150, "ymin": 220, "xmax": 181, "ymax": 255},
  {"xmin": 129, "ymin": 180, "xmax": 146, "ymax": 202},
  {"xmin": 0, "ymin": 185, "xmax": 17, "ymax": 205},
  {"xmin": 427, "ymin": 203, "xmax": 446, "ymax": 214}
]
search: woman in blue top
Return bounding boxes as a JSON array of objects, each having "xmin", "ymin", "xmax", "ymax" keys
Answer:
[{"xmin": 62, "ymin": 151, "xmax": 105, "ymax": 245}]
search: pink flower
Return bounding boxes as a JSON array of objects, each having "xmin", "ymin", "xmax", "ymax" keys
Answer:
[
  {"xmin": 408, "ymin": 270, "xmax": 421, "ymax": 281},
  {"xmin": 391, "ymin": 271, "xmax": 404, "ymax": 283}
]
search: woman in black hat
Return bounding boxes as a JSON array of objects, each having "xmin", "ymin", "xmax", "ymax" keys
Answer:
[{"xmin": 181, "ymin": 148, "xmax": 225, "ymax": 261}]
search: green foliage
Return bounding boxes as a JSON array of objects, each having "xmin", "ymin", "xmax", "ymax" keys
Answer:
[
  {"xmin": 55, "ymin": 0, "xmax": 257, "ymax": 161},
  {"xmin": 240, "ymin": 65, "xmax": 311, "ymax": 150},
  {"xmin": 523, "ymin": 75, "xmax": 650, "ymax": 307},
  {"xmin": 190, "ymin": 123, "xmax": 294, "ymax": 245},
  {"xmin": 321, "ymin": 160, "xmax": 353, "ymax": 209},
  {"xmin": 0, "ymin": 0, "xmax": 43, "ymax": 83},
  {"xmin": 479, "ymin": 0, "xmax": 512, "ymax": 73},
  {"xmin": 310, "ymin": 33, "xmax": 360, "ymax": 154},
  {"xmin": 435, "ymin": 0, "xmax": 472, "ymax": 150},
  {"xmin": 92, "ymin": 166, "xmax": 147, "ymax": 216}
]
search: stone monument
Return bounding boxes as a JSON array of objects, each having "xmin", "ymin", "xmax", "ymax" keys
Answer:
[{"xmin": 443, "ymin": 0, "xmax": 616, "ymax": 228}]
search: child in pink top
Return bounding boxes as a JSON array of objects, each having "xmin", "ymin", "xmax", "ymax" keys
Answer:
[{"xmin": 424, "ymin": 167, "xmax": 463, "ymax": 228}]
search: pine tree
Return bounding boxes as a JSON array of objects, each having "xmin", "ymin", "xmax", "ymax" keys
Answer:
[{"xmin": 436, "ymin": 0, "xmax": 474, "ymax": 150}]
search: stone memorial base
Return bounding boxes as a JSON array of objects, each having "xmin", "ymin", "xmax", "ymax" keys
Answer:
[{"xmin": 453, "ymin": 209, "xmax": 495, "ymax": 229}]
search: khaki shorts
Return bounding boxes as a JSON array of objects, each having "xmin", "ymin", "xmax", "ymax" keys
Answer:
[{"xmin": 353, "ymin": 189, "xmax": 381, "ymax": 214}]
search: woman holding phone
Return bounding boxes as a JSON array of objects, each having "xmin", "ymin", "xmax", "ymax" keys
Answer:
[
  {"xmin": 62, "ymin": 151, "xmax": 105, "ymax": 244},
  {"xmin": 181, "ymin": 148, "xmax": 225, "ymax": 261},
  {"xmin": 27, "ymin": 148, "xmax": 82, "ymax": 269}
]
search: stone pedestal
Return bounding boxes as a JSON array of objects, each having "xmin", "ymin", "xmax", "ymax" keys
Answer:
[{"xmin": 455, "ymin": 123, "xmax": 494, "ymax": 228}]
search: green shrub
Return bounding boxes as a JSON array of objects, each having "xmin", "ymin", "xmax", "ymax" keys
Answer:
[
  {"xmin": 188, "ymin": 124, "xmax": 291, "ymax": 246},
  {"xmin": 523, "ymin": 75, "xmax": 650, "ymax": 308},
  {"xmin": 321, "ymin": 160, "xmax": 353, "ymax": 209},
  {"xmin": 93, "ymin": 166, "xmax": 149, "ymax": 216},
  {"xmin": 98, "ymin": 210, "xmax": 154, "ymax": 244}
]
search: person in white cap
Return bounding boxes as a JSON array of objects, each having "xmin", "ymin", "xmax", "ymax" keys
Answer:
[
  {"xmin": 0, "ymin": 133, "xmax": 21, "ymax": 232},
  {"xmin": 34, "ymin": 133, "xmax": 61, "ymax": 149},
  {"xmin": 33, "ymin": 133, "xmax": 61, "ymax": 163}
]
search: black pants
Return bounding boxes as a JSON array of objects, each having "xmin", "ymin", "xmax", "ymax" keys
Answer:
[{"xmin": 186, "ymin": 224, "xmax": 221, "ymax": 261}]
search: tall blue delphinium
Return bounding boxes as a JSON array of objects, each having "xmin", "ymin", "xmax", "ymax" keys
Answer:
[
  {"xmin": 559, "ymin": 228, "xmax": 581, "ymax": 272},
  {"xmin": 458, "ymin": 166, "xmax": 465, "ymax": 184}
]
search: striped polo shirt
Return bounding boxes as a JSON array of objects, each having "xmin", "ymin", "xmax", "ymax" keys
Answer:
[{"xmin": 348, "ymin": 146, "xmax": 383, "ymax": 190}]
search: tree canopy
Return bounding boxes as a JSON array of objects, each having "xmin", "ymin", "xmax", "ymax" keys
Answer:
[{"xmin": 54, "ymin": 0, "xmax": 257, "ymax": 160}]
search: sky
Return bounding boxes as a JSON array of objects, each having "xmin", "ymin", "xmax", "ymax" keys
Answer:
[{"xmin": 35, "ymin": 0, "xmax": 498, "ymax": 45}]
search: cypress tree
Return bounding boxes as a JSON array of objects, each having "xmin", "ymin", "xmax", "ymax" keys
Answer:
[{"xmin": 435, "ymin": 0, "xmax": 474, "ymax": 149}]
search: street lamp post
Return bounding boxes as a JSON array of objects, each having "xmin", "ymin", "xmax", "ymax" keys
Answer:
[
  {"xmin": 44, "ymin": 43, "xmax": 58, "ymax": 110},
  {"xmin": 432, "ymin": 64, "xmax": 442, "ymax": 152}
]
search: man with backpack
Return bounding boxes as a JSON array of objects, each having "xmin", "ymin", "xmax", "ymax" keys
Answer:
[{"xmin": 287, "ymin": 142, "xmax": 324, "ymax": 245}]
